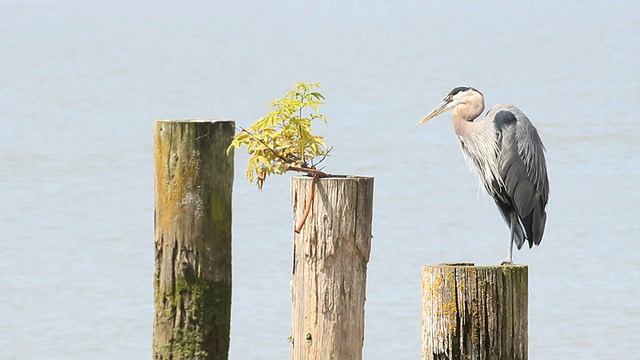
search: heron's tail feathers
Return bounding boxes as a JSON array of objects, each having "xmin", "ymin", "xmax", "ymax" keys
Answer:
[
  {"xmin": 513, "ymin": 221, "xmax": 526, "ymax": 250},
  {"xmin": 520, "ymin": 205, "xmax": 546, "ymax": 248},
  {"xmin": 496, "ymin": 201, "xmax": 527, "ymax": 249}
]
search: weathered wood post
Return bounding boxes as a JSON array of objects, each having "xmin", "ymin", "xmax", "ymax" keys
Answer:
[
  {"xmin": 153, "ymin": 120, "xmax": 234, "ymax": 360},
  {"xmin": 290, "ymin": 175, "xmax": 374, "ymax": 360},
  {"xmin": 421, "ymin": 263, "xmax": 528, "ymax": 360}
]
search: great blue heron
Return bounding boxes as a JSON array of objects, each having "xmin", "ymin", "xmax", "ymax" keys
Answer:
[{"xmin": 418, "ymin": 86, "xmax": 549, "ymax": 264}]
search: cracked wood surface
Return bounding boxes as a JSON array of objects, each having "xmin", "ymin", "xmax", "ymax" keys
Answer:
[
  {"xmin": 290, "ymin": 176, "xmax": 374, "ymax": 360},
  {"xmin": 153, "ymin": 120, "xmax": 234, "ymax": 360},
  {"xmin": 421, "ymin": 263, "xmax": 528, "ymax": 360}
]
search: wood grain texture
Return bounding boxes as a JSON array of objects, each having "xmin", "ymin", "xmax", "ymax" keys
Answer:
[
  {"xmin": 421, "ymin": 264, "xmax": 528, "ymax": 360},
  {"xmin": 290, "ymin": 176, "xmax": 374, "ymax": 360},
  {"xmin": 153, "ymin": 120, "xmax": 234, "ymax": 360}
]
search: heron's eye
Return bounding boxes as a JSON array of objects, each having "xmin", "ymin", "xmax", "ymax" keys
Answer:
[{"xmin": 446, "ymin": 96, "xmax": 453, "ymax": 101}]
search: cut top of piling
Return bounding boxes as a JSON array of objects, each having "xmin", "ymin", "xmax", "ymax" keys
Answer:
[
  {"xmin": 426, "ymin": 262, "xmax": 528, "ymax": 269},
  {"xmin": 155, "ymin": 119, "xmax": 235, "ymax": 123}
]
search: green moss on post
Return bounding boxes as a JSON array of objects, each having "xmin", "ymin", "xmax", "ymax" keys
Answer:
[{"xmin": 153, "ymin": 120, "xmax": 234, "ymax": 360}]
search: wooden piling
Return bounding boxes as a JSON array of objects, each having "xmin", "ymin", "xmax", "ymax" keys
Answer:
[
  {"xmin": 290, "ymin": 175, "xmax": 374, "ymax": 360},
  {"xmin": 153, "ymin": 120, "xmax": 234, "ymax": 360},
  {"xmin": 421, "ymin": 263, "xmax": 528, "ymax": 360}
]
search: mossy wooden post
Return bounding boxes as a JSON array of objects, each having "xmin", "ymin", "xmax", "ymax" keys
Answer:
[
  {"xmin": 290, "ymin": 175, "xmax": 374, "ymax": 360},
  {"xmin": 421, "ymin": 263, "xmax": 528, "ymax": 360},
  {"xmin": 153, "ymin": 120, "xmax": 234, "ymax": 360}
]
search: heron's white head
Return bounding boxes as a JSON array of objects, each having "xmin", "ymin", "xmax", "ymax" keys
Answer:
[{"xmin": 418, "ymin": 86, "xmax": 484, "ymax": 124}]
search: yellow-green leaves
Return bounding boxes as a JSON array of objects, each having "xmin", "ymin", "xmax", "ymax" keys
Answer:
[{"xmin": 227, "ymin": 82, "xmax": 330, "ymax": 190}]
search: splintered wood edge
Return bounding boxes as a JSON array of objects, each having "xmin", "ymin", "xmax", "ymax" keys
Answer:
[
  {"xmin": 155, "ymin": 119, "xmax": 235, "ymax": 123},
  {"xmin": 291, "ymin": 175, "xmax": 374, "ymax": 180},
  {"xmin": 424, "ymin": 263, "xmax": 528, "ymax": 270}
]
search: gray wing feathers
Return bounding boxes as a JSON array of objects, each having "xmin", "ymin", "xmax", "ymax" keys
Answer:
[{"xmin": 494, "ymin": 108, "xmax": 549, "ymax": 247}]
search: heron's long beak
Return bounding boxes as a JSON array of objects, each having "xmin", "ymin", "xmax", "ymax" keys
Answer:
[{"xmin": 417, "ymin": 100, "xmax": 450, "ymax": 125}]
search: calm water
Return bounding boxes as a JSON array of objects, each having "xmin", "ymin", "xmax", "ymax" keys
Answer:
[{"xmin": 1, "ymin": 1, "xmax": 639, "ymax": 359}]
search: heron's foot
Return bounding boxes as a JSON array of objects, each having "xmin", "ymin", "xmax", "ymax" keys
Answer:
[{"xmin": 500, "ymin": 259, "xmax": 514, "ymax": 266}]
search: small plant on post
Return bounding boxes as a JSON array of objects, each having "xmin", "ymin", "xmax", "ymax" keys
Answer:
[
  {"xmin": 228, "ymin": 81, "xmax": 331, "ymax": 231},
  {"xmin": 230, "ymin": 81, "xmax": 374, "ymax": 360},
  {"xmin": 228, "ymin": 81, "xmax": 330, "ymax": 190}
]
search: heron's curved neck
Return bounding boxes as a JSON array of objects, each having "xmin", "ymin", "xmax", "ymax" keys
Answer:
[
  {"xmin": 452, "ymin": 102, "xmax": 484, "ymax": 122},
  {"xmin": 452, "ymin": 100, "xmax": 484, "ymax": 137}
]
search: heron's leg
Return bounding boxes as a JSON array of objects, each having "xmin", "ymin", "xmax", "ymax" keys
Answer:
[{"xmin": 500, "ymin": 214, "xmax": 517, "ymax": 265}]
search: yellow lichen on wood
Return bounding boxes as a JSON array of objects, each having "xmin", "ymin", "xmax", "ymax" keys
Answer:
[
  {"xmin": 153, "ymin": 120, "xmax": 234, "ymax": 360},
  {"xmin": 421, "ymin": 264, "xmax": 528, "ymax": 360}
]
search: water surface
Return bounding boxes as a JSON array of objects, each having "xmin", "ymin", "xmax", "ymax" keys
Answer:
[{"xmin": 1, "ymin": 1, "xmax": 638, "ymax": 359}]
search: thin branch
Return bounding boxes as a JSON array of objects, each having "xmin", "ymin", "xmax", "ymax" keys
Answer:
[
  {"xmin": 285, "ymin": 164, "xmax": 330, "ymax": 178},
  {"xmin": 311, "ymin": 146, "xmax": 332, "ymax": 167},
  {"xmin": 295, "ymin": 173, "xmax": 319, "ymax": 233},
  {"xmin": 236, "ymin": 127, "xmax": 294, "ymax": 164}
]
